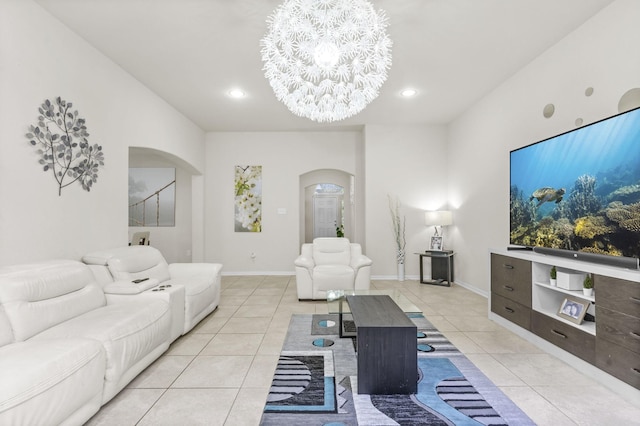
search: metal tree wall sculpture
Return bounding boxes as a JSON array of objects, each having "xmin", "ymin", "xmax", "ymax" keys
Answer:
[{"xmin": 26, "ymin": 97, "xmax": 104, "ymax": 196}]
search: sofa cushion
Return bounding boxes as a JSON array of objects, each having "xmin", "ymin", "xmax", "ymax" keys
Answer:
[
  {"xmin": 107, "ymin": 247, "xmax": 171, "ymax": 283},
  {"xmin": 0, "ymin": 260, "xmax": 106, "ymax": 341},
  {"xmin": 313, "ymin": 265, "xmax": 355, "ymax": 291},
  {"xmin": 0, "ymin": 338, "xmax": 105, "ymax": 425},
  {"xmin": 312, "ymin": 238, "xmax": 351, "ymax": 266},
  {"xmin": 169, "ymin": 276, "xmax": 216, "ymax": 330},
  {"xmin": 81, "ymin": 247, "xmax": 130, "ymax": 266},
  {"xmin": 83, "ymin": 246, "xmax": 171, "ymax": 283},
  {"xmin": 0, "ymin": 307, "xmax": 13, "ymax": 347},
  {"xmin": 32, "ymin": 300, "xmax": 171, "ymax": 386}
]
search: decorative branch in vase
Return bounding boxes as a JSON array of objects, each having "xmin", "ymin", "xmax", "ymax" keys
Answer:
[{"xmin": 388, "ymin": 195, "xmax": 406, "ymax": 281}]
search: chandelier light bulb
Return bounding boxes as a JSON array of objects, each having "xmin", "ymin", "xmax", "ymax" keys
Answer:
[
  {"xmin": 260, "ymin": 0, "xmax": 392, "ymax": 123},
  {"xmin": 313, "ymin": 41, "xmax": 340, "ymax": 69}
]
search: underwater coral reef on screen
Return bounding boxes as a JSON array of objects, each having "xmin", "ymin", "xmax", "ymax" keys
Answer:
[{"xmin": 510, "ymin": 107, "xmax": 640, "ymax": 259}]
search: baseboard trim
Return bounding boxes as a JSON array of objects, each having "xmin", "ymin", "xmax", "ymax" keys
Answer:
[
  {"xmin": 453, "ymin": 279, "xmax": 488, "ymax": 298},
  {"xmin": 371, "ymin": 275, "xmax": 419, "ymax": 281},
  {"xmin": 221, "ymin": 271, "xmax": 295, "ymax": 276}
]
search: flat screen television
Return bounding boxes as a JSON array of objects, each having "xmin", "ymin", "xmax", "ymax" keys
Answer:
[{"xmin": 510, "ymin": 106, "xmax": 640, "ymax": 266}]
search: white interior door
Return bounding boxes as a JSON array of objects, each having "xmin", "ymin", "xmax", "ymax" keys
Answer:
[{"xmin": 313, "ymin": 195, "xmax": 339, "ymax": 238}]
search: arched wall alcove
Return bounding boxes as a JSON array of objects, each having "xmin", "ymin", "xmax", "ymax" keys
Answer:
[
  {"xmin": 129, "ymin": 146, "xmax": 204, "ymax": 263},
  {"xmin": 299, "ymin": 169, "xmax": 356, "ymax": 247}
]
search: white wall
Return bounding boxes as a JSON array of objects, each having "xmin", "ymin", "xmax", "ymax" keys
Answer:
[
  {"xmin": 0, "ymin": 0, "xmax": 205, "ymax": 265},
  {"xmin": 204, "ymin": 126, "xmax": 449, "ymax": 277},
  {"xmin": 448, "ymin": 0, "xmax": 640, "ymax": 294},
  {"xmin": 364, "ymin": 125, "xmax": 448, "ymax": 278},
  {"xmin": 204, "ymin": 131, "xmax": 361, "ymax": 273}
]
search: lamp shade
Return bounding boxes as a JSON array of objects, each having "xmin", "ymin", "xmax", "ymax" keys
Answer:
[{"xmin": 424, "ymin": 210, "xmax": 453, "ymax": 226}]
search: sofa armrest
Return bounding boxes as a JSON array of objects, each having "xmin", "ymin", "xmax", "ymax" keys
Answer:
[
  {"xmin": 351, "ymin": 255, "xmax": 373, "ymax": 272},
  {"xmin": 103, "ymin": 278, "xmax": 159, "ymax": 295},
  {"xmin": 294, "ymin": 255, "xmax": 314, "ymax": 271},
  {"xmin": 168, "ymin": 263, "xmax": 222, "ymax": 279}
]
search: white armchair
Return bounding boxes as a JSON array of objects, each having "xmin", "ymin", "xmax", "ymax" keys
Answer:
[{"xmin": 294, "ymin": 238, "xmax": 372, "ymax": 300}]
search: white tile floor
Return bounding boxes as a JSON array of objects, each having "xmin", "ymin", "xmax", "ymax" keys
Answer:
[{"xmin": 86, "ymin": 276, "xmax": 640, "ymax": 425}]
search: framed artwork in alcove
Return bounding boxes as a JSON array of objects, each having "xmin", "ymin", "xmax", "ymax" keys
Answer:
[{"xmin": 128, "ymin": 168, "xmax": 176, "ymax": 226}]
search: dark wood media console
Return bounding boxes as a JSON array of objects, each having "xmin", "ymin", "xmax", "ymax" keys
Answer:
[
  {"xmin": 490, "ymin": 250, "xmax": 640, "ymax": 393},
  {"xmin": 346, "ymin": 295, "xmax": 417, "ymax": 394}
]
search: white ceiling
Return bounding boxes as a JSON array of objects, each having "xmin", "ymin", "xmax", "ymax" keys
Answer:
[{"xmin": 34, "ymin": 0, "xmax": 614, "ymax": 132}]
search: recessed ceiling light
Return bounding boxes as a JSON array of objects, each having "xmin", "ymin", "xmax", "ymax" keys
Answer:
[
  {"xmin": 401, "ymin": 88, "xmax": 417, "ymax": 97},
  {"xmin": 228, "ymin": 89, "xmax": 246, "ymax": 99}
]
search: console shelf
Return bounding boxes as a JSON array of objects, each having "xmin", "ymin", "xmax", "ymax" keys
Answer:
[
  {"xmin": 489, "ymin": 248, "xmax": 640, "ymax": 392},
  {"xmin": 532, "ymin": 280, "xmax": 595, "ymax": 303},
  {"xmin": 532, "ymin": 280, "xmax": 596, "ymax": 335}
]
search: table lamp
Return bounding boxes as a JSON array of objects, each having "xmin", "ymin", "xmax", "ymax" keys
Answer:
[{"xmin": 424, "ymin": 210, "xmax": 453, "ymax": 250}]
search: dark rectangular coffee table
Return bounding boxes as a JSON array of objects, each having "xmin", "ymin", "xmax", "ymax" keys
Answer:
[
  {"xmin": 326, "ymin": 289, "xmax": 421, "ymax": 338},
  {"xmin": 346, "ymin": 295, "xmax": 417, "ymax": 394}
]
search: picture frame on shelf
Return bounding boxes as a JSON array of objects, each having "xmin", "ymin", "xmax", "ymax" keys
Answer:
[
  {"xmin": 429, "ymin": 236, "xmax": 443, "ymax": 251},
  {"xmin": 557, "ymin": 296, "xmax": 589, "ymax": 324}
]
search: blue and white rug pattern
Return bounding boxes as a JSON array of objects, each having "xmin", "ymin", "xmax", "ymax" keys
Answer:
[
  {"xmin": 265, "ymin": 350, "xmax": 335, "ymax": 413},
  {"xmin": 260, "ymin": 314, "xmax": 535, "ymax": 426}
]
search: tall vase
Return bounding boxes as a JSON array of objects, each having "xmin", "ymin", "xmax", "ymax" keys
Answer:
[{"xmin": 397, "ymin": 262, "xmax": 405, "ymax": 282}]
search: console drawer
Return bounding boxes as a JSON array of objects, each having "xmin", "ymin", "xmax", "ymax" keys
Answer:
[
  {"xmin": 531, "ymin": 311, "xmax": 595, "ymax": 364},
  {"xmin": 491, "ymin": 293, "xmax": 531, "ymax": 330},
  {"xmin": 491, "ymin": 254, "xmax": 532, "ymax": 307},
  {"xmin": 596, "ymin": 339, "xmax": 640, "ymax": 390},
  {"xmin": 596, "ymin": 306, "xmax": 640, "ymax": 354},
  {"xmin": 595, "ymin": 275, "xmax": 640, "ymax": 318}
]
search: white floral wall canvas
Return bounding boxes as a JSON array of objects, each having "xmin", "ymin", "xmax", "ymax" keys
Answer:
[
  {"xmin": 235, "ymin": 165, "xmax": 262, "ymax": 232},
  {"xmin": 129, "ymin": 168, "xmax": 176, "ymax": 226}
]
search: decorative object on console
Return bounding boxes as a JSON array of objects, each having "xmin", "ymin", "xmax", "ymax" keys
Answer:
[
  {"xmin": 557, "ymin": 296, "xmax": 589, "ymax": 325},
  {"xmin": 583, "ymin": 273, "xmax": 594, "ymax": 296},
  {"xmin": 128, "ymin": 168, "xmax": 176, "ymax": 226},
  {"xmin": 429, "ymin": 236, "xmax": 443, "ymax": 251},
  {"xmin": 260, "ymin": 0, "xmax": 392, "ymax": 123},
  {"xmin": 556, "ymin": 267, "xmax": 586, "ymax": 291},
  {"xmin": 25, "ymin": 97, "xmax": 105, "ymax": 196},
  {"xmin": 388, "ymin": 195, "xmax": 406, "ymax": 281},
  {"xmin": 424, "ymin": 210, "xmax": 453, "ymax": 250},
  {"xmin": 234, "ymin": 165, "xmax": 262, "ymax": 232},
  {"xmin": 550, "ymin": 265, "xmax": 557, "ymax": 286}
]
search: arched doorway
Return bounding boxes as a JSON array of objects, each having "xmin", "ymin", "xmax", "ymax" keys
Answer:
[
  {"xmin": 299, "ymin": 169, "xmax": 354, "ymax": 246},
  {"xmin": 129, "ymin": 147, "xmax": 203, "ymax": 263}
]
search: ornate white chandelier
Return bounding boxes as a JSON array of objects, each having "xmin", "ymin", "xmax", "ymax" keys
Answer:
[{"xmin": 260, "ymin": 0, "xmax": 392, "ymax": 123}]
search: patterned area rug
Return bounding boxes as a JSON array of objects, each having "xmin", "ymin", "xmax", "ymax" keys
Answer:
[{"xmin": 260, "ymin": 314, "xmax": 535, "ymax": 426}]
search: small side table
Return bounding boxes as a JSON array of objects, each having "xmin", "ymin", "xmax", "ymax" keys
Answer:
[{"xmin": 416, "ymin": 251, "xmax": 454, "ymax": 286}]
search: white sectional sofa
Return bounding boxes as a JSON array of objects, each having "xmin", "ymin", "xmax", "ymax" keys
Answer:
[
  {"xmin": 82, "ymin": 246, "xmax": 222, "ymax": 337},
  {"xmin": 0, "ymin": 259, "xmax": 172, "ymax": 425}
]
